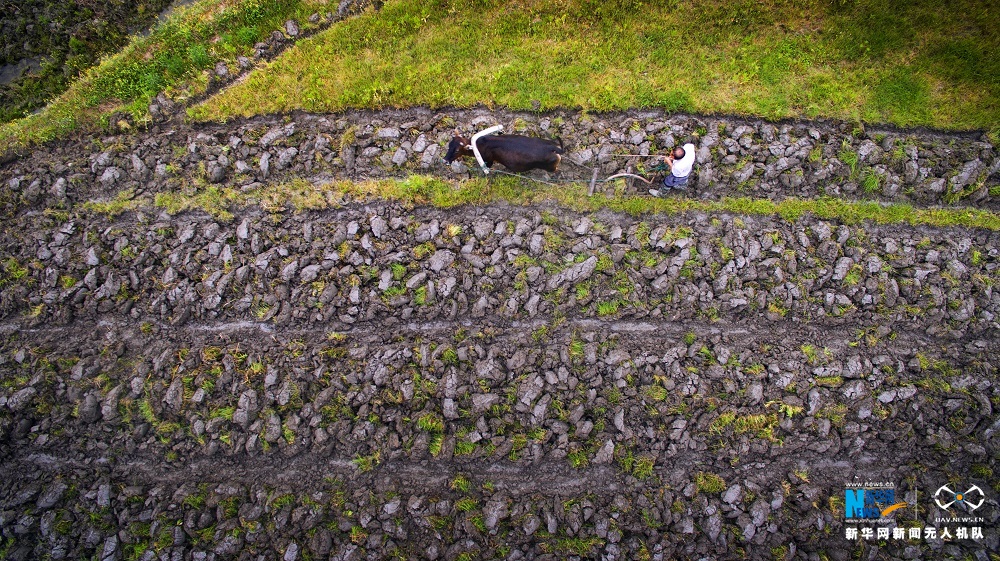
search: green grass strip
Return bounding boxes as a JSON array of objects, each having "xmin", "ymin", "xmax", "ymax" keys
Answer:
[
  {"xmin": 192, "ymin": 0, "xmax": 1000, "ymax": 131},
  {"xmin": 370, "ymin": 175, "xmax": 1000, "ymax": 230},
  {"xmin": 87, "ymin": 175, "xmax": 1000, "ymax": 231}
]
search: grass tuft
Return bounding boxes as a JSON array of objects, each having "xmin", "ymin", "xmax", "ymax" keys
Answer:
[{"xmin": 695, "ymin": 471, "xmax": 727, "ymax": 495}]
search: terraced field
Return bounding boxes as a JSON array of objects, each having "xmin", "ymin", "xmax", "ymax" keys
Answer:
[{"xmin": 1, "ymin": 101, "xmax": 998, "ymax": 560}]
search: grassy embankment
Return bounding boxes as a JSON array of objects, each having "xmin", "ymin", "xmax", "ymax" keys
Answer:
[
  {"xmin": 0, "ymin": 0, "xmax": 174, "ymax": 124},
  {"xmin": 191, "ymin": 0, "xmax": 1000, "ymax": 134},
  {"xmin": 87, "ymin": 175, "xmax": 1000, "ymax": 231},
  {"xmin": 0, "ymin": 0, "xmax": 339, "ymax": 155}
]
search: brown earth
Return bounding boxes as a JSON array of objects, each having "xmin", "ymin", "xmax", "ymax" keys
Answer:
[{"xmin": 0, "ymin": 103, "xmax": 998, "ymax": 560}]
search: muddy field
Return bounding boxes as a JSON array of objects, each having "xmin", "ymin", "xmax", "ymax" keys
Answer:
[{"xmin": 0, "ymin": 105, "xmax": 998, "ymax": 560}]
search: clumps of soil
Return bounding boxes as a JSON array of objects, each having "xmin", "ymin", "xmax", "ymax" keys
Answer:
[
  {"xmin": 0, "ymin": 309, "xmax": 996, "ymax": 559},
  {"xmin": 2, "ymin": 108, "xmax": 997, "ymax": 219},
  {"xmin": 0, "ymin": 108, "xmax": 998, "ymax": 559},
  {"xmin": 0, "ymin": 201, "xmax": 996, "ymax": 337},
  {"xmin": 0, "ymin": 196, "xmax": 997, "ymax": 559}
]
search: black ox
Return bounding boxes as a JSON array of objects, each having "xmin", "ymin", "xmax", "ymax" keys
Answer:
[{"xmin": 443, "ymin": 133, "xmax": 565, "ymax": 173}]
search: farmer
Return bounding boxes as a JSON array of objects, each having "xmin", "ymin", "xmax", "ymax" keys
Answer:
[{"xmin": 649, "ymin": 142, "xmax": 696, "ymax": 196}]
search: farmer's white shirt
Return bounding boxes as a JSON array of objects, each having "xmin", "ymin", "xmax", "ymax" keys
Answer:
[{"xmin": 672, "ymin": 143, "xmax": 696, "ymax": 178}]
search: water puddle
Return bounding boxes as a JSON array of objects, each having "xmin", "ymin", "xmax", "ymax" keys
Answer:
[
  {"xmin": 0, "ymin": 58, "xmax": 40, "ymax": 87},
  {"xmin": 155, "ymin": 0, "xmax": 201, "ymax": 26}
]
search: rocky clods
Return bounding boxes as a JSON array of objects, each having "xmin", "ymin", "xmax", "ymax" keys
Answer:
[
  {"xmin": 0, "ymin": 202, "xmax": 997, "ymax": 337},
  {"xmin": 0, "ymin": 108, "xmax": 999, "ymax": 560},
  {"xmin": 2, "ymin": 108, "xmax": 999, "ymax": 216},
  {"xmin": 0, "ymin": 314, "xmax": 996, "ymax": 561},
  {"xmin": 0, "ymin": 198, "xmax": 997, "ymax": 559}
]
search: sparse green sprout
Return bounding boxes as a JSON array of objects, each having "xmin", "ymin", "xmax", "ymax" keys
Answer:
[
  {"xmin": 212, "ymin": 406, "xmax": 235, "ymax": 421},
  {"xmin": 540, "ymin": 537, "xmax": 605, "ymax": 557},
  {"xmin": 801, "ymin": 344, "xmax": 818, "ymax": 365},
  {"xmin": 531, "ymin": 325, "xmax": 549, "ymax": 342},
  {"xmin": 253, "ymin": 301, "xmax": 271, "ymax": 319},
  {"xmin": 413, "ymin": 241, "xmax": 436, "ymax": 259},
  {"xmin": 417, "ymin": 413, "xmax": 445, "ymax": 433},
  {"xmin": 455, "ymin": 440, "xmax": 476, "ymax": 456},
  {"xmin": 138, "ymin": 399, "xmax": 157, "ymax": 424},
  {"xmin": 710, "ymin": 411, "xmax": 780, "ymax": 442},
  {"xmin": 351, "ymin": 451, "xmax": 381, "ymax": 472},
  {"xmin": 632, "ymin": 456, "xmax": 655, "ymax": 479},
  {"xmin": 644, "ymin": 385, "xmax": 668, "ymax": 401},
  {"xmin": 971, "ymin": 464, "xmax": 993, "ymax": 480},
  {"xmin": 270, "ymin": 493, "xmax": 295, "ymax": 510},
  {"xmin": 201, "ymin": 346, "xmax": 223, "ymax": 362},
  {"xmin": 768, "ymin": 400, "xmax": 804, "ymax": 418},
  {"xmin": 838, "ymin": 143, "xmax": 859, "ymax": 176},
  {"xmin": 349, "ymin": 525, "xmax": 367, "ymax": 545},
  {"xmin": 382, "ymin": 285, "xmax": 406, "ymax": 300},
  {"xmin": 606, "ymin": 387, "xmax": 622, "ymax": 405},
  {"xmin": 83, "ymin": 189, "xmax": 141, "ymax": 217},
  {"xmin": 569, "ymin": 338, "xmax": 585, "ymax": 362},
  {"xmin": 390, "ymin": 262, "xmax": 407, "ymax": 281},
  {"xmin": 413, "ymin": 285, "xmax": 428, "ymax": 306},
  {"xmin": 842, "ymin": 264, "xmax": 863, "ymax": 286},
  {"xmin": 767, "ymin": 302, "xmax": 788, "ymax": 317},
  {"xmin": 861, "ymin": 168, "xmax": 882, "ymax": 194},
  {"xmin": 695, "ymin": 472, "xmax": 726, "ymax": 494},
  {"xmin": 814, "ymin": 375, "xmax": 843, "ymax": 388},
  {"xmin": 596, "ymin": 300, "xmax": 619, "ymax": 317},
  {"xmin": 450, "ymin": 475, "xmax": 472, "ymax": 493},
  {"xmin": 455, "ymin": 497, "xmax": 478, "ymax": 512},
  {"xmin": 183, "ymin": 489, "xmax": 207, "ymax": 510},
  {"xmin": 595, "ymin": 252, "xmax": 614, "ymax": 273},
  {"xmin": 3, "ymin": 258, "xmax": 29, "ymax": 281},
  {"xmin": 697, "ymin": 345, "xmax": 715, "ymax": 363},
  {"xmin": 567, "ymin": 449, "xmax": 589, "ymax": 469},
  {"xmin": 808, "ymin": 146, "xmax": 823, "ymax": 163},
  {"xmin": 429, "ymin": 433, "xmax": 444, "ymax": 457}
]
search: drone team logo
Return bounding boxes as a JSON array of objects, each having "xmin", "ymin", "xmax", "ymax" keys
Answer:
[{"xmin": 934, "ymin": 484, "xmax": 985, "ymax": 512}]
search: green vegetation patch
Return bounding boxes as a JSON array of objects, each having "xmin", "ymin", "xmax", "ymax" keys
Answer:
[
  {"xmin": 303, "ymin": 175, "xmax": 1000, "ymax": 230},
  {"xmin": 0, "ymin": 0, "xmax": 174, "ymax": 124},
  {"xmin": 709, "ymin": 411, "xmax": 780, "ymax": 442},
  {"xmin": 82, "ymin": 189, "xmax": 142, "ymax": 217},
  {"xmin": 0, "ymin": 0, "xmax": 336, "ymax": 154},
  {"xmin": 102, "ymin": 174, "xmax": 1000, "ymax": 231},
  {"xmin": 192, "ymin": 0, "xmax": 1000, "ymax": 130},
  {"xmin": 695, "ymin": 471, "xmax": 727, "ymax": 495}
]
